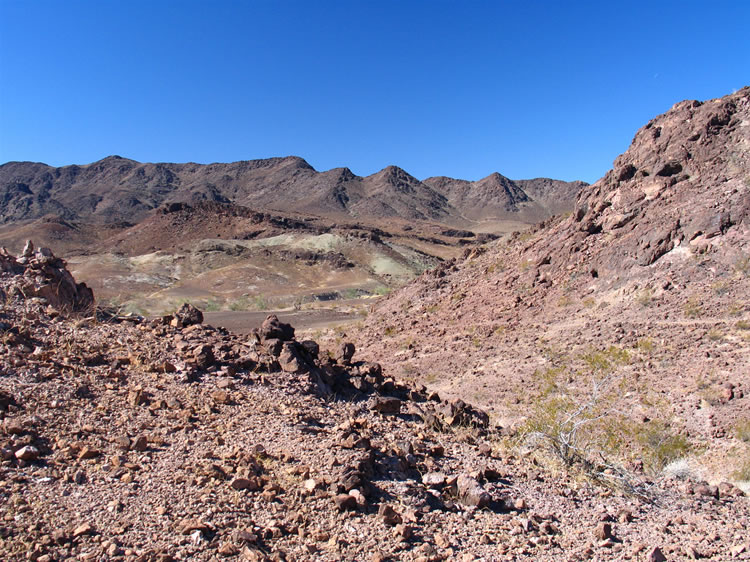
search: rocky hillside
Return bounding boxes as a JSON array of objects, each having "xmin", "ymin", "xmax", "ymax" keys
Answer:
[
  {"xmin": 350, "ymin": 88, "xmax": 750, "ymax": 491},
  {"xmin": 0, "ymin": 156, "xmax": 584, "ymax": 227},
  {"xmin": 2, "ymin": 244, "xmax": 748, "ymax": 561}
]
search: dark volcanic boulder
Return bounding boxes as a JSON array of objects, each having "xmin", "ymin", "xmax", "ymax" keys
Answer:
[
  {"xmin": 173, "ymin": 303, "xmax": 203, "ymax": 327},
  {"xmin": 258, "ymin": 315, "xmax": 295, "ymax": 342}
]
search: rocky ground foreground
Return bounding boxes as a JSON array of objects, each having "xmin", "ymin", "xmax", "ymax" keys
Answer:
[{"xmin": 0, "ymin": 242, "xmax": 748, "ymax": 562}]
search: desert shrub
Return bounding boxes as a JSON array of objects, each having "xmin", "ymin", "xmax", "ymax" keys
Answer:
[
  {"xmin": 228, "ymin": 296, "xmax": 253, "ymax": 311},
  {"xmin": 253, "ymin": 295, "xmax": 269, "ymax": 310},
  {"xmin": 736, "ymin": 320, "xmax": 750, "ymax": 330},
  {"xmin": 342, "ymin": 288, "xmax": 360, "ymax": 299},
  {"xmin": 519, "ymin": 347, "xmax": 631, "ymax": 468},
  {"xmin": 201, "ymin": 299, "xmax": 222, "ymax": 312},
  {"xmin": 707, "ymin": 328, "xmax": 724, "ymax": 341},
  {"xmin": 518, "ymin": 346, "xmax": 690, "ymax": 496},
  {"xmin": 635, "ymin": 288, "xmax": 654, "ymax": 307},
  {"xmin": 733, "ymin": 451, "xmax": 750, "ymax": 481},
  {"xmin": 711, "ymin": 280, "xmax": 731, "ymax": 295},
  {"xmin": 634, "ymin": 419, "xmax": 691, "ymax": 474},
  {"xmin": 735, "ymin": 419, "xmax": 750, "ymax": 443},
  {"xmin": 735, "ymin": 254, "xmax": 750, "ymax": 276},
  {"xmin": 683, "ymin": 297, "xmax": 703, "ymax": 318},
  {"xmin": 636, "ymin": 337, "xmax": 655, "ymax": 353}
]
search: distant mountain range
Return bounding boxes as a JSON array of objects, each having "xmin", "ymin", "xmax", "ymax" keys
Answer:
[{"xmin": 0, "ymin": 156, "xmax": 587, "ymax": 225}]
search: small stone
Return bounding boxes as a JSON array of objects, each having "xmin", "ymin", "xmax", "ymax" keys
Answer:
[
  {"xmin": 231, "ymin": 478, "xmax": 260, "ymax": 491},
  {"xmin": 131, "ymin": 435, "xmax": 148, "ymax": 452},
  {"xmin": 3, "ymin": 418, "xmax": 24, "ymax": 435},
  {"xmin": 596, "ymin": 522, "xmax": 613, "ymax": 540},
  {"xmin": 334, "ymin": 494, "xmax": 357, "ymax": 511},
  {"xmin": 190, "ymin": 529, "xmax": 204, "ymax": 545},
  {"xmin": 212, "ymin": 390, "xmax": 230, "ymax": 404},
  {"xmin": 72, "ymin": 523, "xmax": 94, "ymax": 537},
  {"xmin": 349, "ymin": 488, "xmax": 367, "ymax": 507},
  {"xmin": 218, "ymin": 542, "xmax": 239, "ymax": 556},
  {"xmin": 394, "ymin": 524, "xmax": 412, "ymax": 540},
  {"xmin": 456, "ymin": 474, "xmax": 491, "ymax": 508},
  {"xmin": 422, "ymin": 472, "xmax": 446, "ymax": 488},
  {"xmin": 435, "ymin": 533, "xmax": 451, "ymax": 548},
  {"xmin": 15, "ymin": 445, "xmax": 39, "ymax": 461},
  {"xmin": 174, "ymin": 303, "xmax": 203, "ymax": 327},
  {"xmin": 77, "ymin": 446, "xmax": 100, "ymax": 460},
  {"xmin": 378, "ymin": 504, "xmax": 402, "ymax": 526},
  {"xmin": 514, "ymin": 498, "xmax": 527, "ymax": 511},
  {"xmin": 647, "ymin": 546, "xmax": 667, "ymax": 562}
]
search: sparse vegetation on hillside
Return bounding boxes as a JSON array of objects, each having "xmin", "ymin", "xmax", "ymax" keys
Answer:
[{"xmin": 518, "ymin": 345, "xmax": 692, "ymax": 495}]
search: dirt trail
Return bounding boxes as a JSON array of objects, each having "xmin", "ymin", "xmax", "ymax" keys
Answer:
[{"xmin": 203, "ymin": 309, "xmax": 356, "ymax": 334}]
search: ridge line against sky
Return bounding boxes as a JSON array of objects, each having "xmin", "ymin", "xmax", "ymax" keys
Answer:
[{"xmin": 1, "ymin": 0, "xmax": 749, "ymax": 184}]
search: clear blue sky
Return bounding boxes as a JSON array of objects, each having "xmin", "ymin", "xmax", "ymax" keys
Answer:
[{"xmin": 1, "ymin": 1, "xmax": 748, "ymax": 183}]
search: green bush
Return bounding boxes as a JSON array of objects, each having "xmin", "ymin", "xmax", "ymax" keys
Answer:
[{"xmin": 634, "ymin": 420, "xmax": 691, "ymax": 473}]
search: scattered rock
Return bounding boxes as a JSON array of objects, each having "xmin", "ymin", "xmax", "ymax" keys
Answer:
[
  {"xmin": 14, "ymin": 445, "xmax": 39, "ymax": 461},
  {"xmin": 378, "ymin": 504, "xmax": 402, "ymax": 526},
  {"xmin": 456, "ymin": 474, "xmax": 490, "ymax": 508},
  {"xmin": 595, "ymin": 522, "xmax": 613, "ymax": 540},
  {"xmin": 334, "ymin": 494, "xmax": 357, "ymax": 511},
  {"xmin": 72, "ymin": 523, "xmax": 94, "ymax": 537},
  {"xmin": 647, "ymin": 546, "xmax": 667, "ymax": 562},
  {"xmin": 368, "ymin": 396, "xmax": 402, "ymax": 414},
  {"xmin": 258, "ymin": 315, "xmax": 294, "ymax": 342},
  {"xmin": 173, "ymin": 303, "xmax": 204, "ymax": 327}
]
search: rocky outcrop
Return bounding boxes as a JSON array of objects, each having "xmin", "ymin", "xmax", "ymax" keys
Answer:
[
  {"xmin": 565, "ymin": 87, "xmax": 750, "ymax": 276},
  {"xmin": 0, "ymin": 240, "xmax": 94, "ymax": 312}
]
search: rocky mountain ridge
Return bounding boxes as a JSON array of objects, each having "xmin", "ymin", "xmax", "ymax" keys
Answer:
[{"xmin": 0, "ymin": 156, "xmax": 585, "ymax": 227}]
